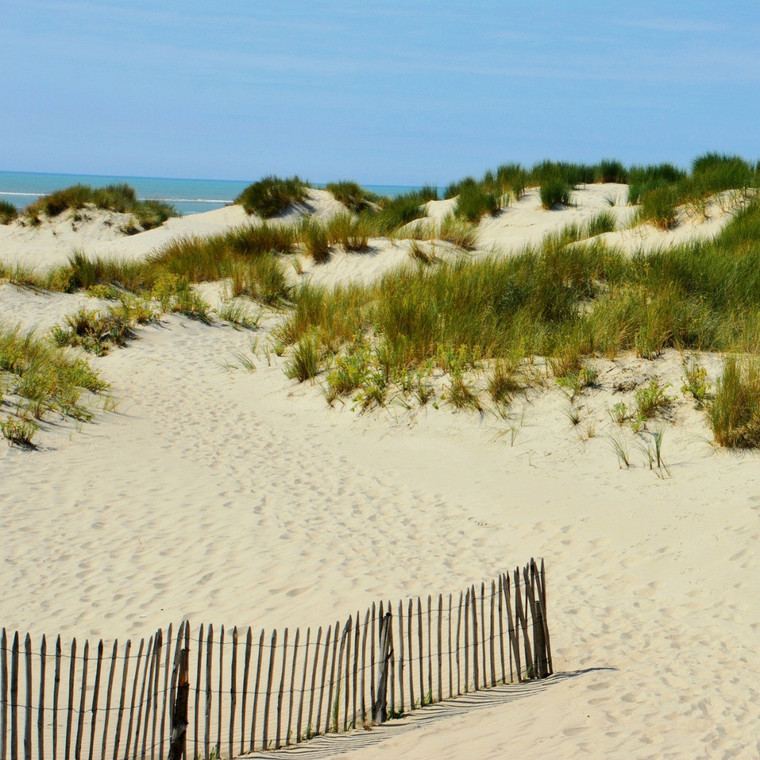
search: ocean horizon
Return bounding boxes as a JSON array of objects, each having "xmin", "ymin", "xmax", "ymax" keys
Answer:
[{"xmin": 0, "ymin": 170, "xmax": 422, "ymax": 216}]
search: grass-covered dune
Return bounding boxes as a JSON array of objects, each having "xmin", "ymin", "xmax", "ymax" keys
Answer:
[{"xmin": 21, "ymin": 183, "xmax": 176, "ymax": 231}]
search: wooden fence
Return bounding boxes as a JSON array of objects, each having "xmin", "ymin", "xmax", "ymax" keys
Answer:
[{"xmin": 0, "ymin": 559, "xmax": 551, "ymax": 760}]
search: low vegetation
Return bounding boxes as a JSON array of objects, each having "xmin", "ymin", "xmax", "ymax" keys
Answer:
[
  {"xmin": 22, "ymin": 183, "xmax": 175, "ymax": 230},
  {"xmin": 709, "ymin": 357, "xmax": 760, "ymax": 447},
  {"xmin": 0, "ymin": 200, "xmax": 18, "ymax": 225},
  {"xmin": 236, "ymin": 176, "xmax": 309, "ymax": 218}
]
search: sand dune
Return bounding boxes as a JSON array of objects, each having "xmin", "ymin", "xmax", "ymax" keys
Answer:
[{"xmin": 1, "ymin": 188, "xmax": 758, "ymax": 758}]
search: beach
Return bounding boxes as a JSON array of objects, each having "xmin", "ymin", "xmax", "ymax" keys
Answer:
[{"xmin": 1, "ymin": 184, "xmax": 759, "ymax": 759}]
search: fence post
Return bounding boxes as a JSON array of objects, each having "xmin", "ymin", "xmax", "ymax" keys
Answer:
[
  {"xmin": 167, "ymin": 648, "xmax": 189, "ymax": 760},
  {"xmin": 372, "ymin": 613, "xmax": 392, "ymax": 725}
]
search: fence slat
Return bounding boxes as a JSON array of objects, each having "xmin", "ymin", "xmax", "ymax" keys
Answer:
[
  {"xmin": 489, "ymin": 581, "xmax": 496, "ymax": 687},
  {"xmin": 249, "ymin": 629, "xmax": 263, "ymax": 752},
  {"xmin": 342, "ymin": 619, "xmax": 352, "ymax": 732},
  {"xmin": 23, "ymin": 635, "xmax": 31, "ymax": 760},
  {"xmin": 87, "ymin": 640, "xmax": 103, "ymax": 760},
  {"xmin": 426, "ymin": 597, "xmax": 432, "ymax": 704},
  {"xmin": 315, "ymin": 625, "xmax": 331, "ymax": 738},
  {"xmin": 36, "ymin": 636, "xmax": 45, "ymax": 760},
  {"xmin": 463, "ymin": 589, "xmax": 469, "ymax": 694},
  {"xmin": 229, "ymin": 627, "xmax": 237, "ymax": 758},
  {"xmin": 535, "ymin": 559, "xmax": 553, "ymax": 675},
  {"xmin": 286, "ymin": 629, "xmax": 299, "ymax": 746},
  {"xmin": 396, "ymin": 604, "xmax": 404, "ymax": 715},
  {"xmin": 1, "ymin": 630, "xmax": 7, "ymax": 760},
  {"xmin": 352, "ymin": 614, "xmax": 360, "ymax": 732},
  {"xmin": 64, "ymin": 637, "xmax": 75, "ymax": 760},
  {"xmin": 514, "ymin": 568, "xmax": 531, "ymax": 679},
  {"xmin": 139, "ymin": 634, "xmax": 157, "ymax": 760},
  {"xmin": 455, "ymin": 592, "xmax": 462, "ymax": 696},
  {"xmin": 480, "ymin": 583, "xmax": 487, "ymax": 689},
  {"xmin": 132, "ymin": 636, "xmax": 152, "ymax": 760},
  {"xmin": 100, "ymin": 641, "xmax": 118, "ymax": 760},
  {"xmin": 74, "ymin": 640, "xmax": 89, "ymax": 760},
  {"xmin": 193, "ymin": 625, "xmax": 203, "ymax": 760},
  {"xmin": 295, "ymin": 627, "xmax": 310, "ymax": 744},
  {"xmin": 324, "ymin": 621, "xmax": 338, "ymax": 736},
  {"xmin": 11, "ymin": 632, "xmax": 19, "ymax": 760},
  {"xmin": 275, "ymin": 628, "xmax": 288, "ymax": 748},
  {"xmin": 503, "ymin": 575, "xmax": 518, "ymax": 682},
  {"xmin": 471, "ymin": 585, "xmax": 479, "ymax": 691},
  {"xmin": 261, "ymin": 628, "xmax": 276, "ymax": 751},
  {"xmin": 216, "ymin": 627, "xmax": 223, "ymax": 759},
  {"xmin": 111, "ymin": 639, "xmax": 131, "ymax": 760},
  {"xmin": 437, "ymin": 595, "xmax": 443, "ymax": 703},
  {"xmin": 416, "ymin": 598, "xmax": 423, "ymax": 707},
  {"xmin": 204, "ymin": 625, "xmax": 213, "ymax": 760},
  {"xmin": 497, "ymin": 576, "xmax": 506, "ymax": 685},
  {"xmin": 369, "ymin": 605, "xmax": 375, "ymax": 721},
  {"xmin": 333, "ymin": 621, "xmax": 347, "ymax": 734},
  {"xmin": 306, "ymin": 627, "xmax": 322, "ymax": 741},
  {"xmin": 447, "ymin": 594, "xmax": 453, "ymax": 699},
  {"xmin": 160, "ymin": 624, "xmax": 177, "ymax": 760},
  {"xmin": 240, "ymin": 628, "xmax": 252, "ymax": 755}
]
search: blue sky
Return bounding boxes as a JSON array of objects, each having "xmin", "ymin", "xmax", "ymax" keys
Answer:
[{"xmin": 3, "ymin": 1, "xmax": 760, "ymax": 184}]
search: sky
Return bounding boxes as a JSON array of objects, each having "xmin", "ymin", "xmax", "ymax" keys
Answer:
[{"xmin": 3, "ymin": 1, "xmax": 760, "ymax": 185}]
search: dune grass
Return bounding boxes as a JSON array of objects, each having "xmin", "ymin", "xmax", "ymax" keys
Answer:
[
  {"xmin": 272, "ymin": 198, "xmax": 760, "ymax": 432},
  {"xmin": 0, "ymin": 200, "xmax": 18, "ymax": 225},
  {"xmin": 539, "ymin": 178, "xmax": 572, "ymax": 209},
  {"xmin": 709, "ymin": 356, "xmax": 760, "ymax": 447},
  {"xmin": 236, "ymin": 176, "xmax": 309, "ymax": 218},
  {"xmin": 325, "ymin": 181, "xmax": 379, "ymax": 213},
  {"xmin": 22, "ymin": 184, "xmax": 175, "ymax": 230},
  {"xmin": 0, "ymin": 323, "xmax": 107, "ymax": 427}
]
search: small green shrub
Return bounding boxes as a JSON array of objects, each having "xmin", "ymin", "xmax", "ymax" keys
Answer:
[
  {"xmin": 635, "ymin": 186, "xmax": 678, "ymax": 230},
  {"xmin": 454, "ymin": 184, "xmax": 500, "ymax": 222},
  {"xmin": 447, "ymin": 373, "xmax": 481, "ymax": 411},
  {"xmin": 681, "ymin": 358, "xmax": 711, "ymax": 407},
  {"xmin": 1, "ymin": 416, "xmax": 38, "ymax": 447},
  {"xmin": 539, "ymin": 178, "xmax": 571, "ymax": 209},
  {"xmin": 285, "ymin": 333, "xmax": 321, "ymax": 382},
  {"xmin": 634, "ymin": 380, "xmax": 673, "ymax": 420},
  {"xmin": 0, "ymin": 200, "xmax": 18, "ymax": 224},
  {"xmin": 50, "ymin": 308, "xmax": 135, "ymax": 356},
  {"xmin": 218, "ymin": 301, "xmax": 260, "ymax": 329},
  {"xmin": 585, "ymin": 211, "xmax": 616, "ymax": 237},
  {"xmin": 594, "ymin": 159, "xmax": 628, "ymax": 184},
  {"xmin": 150, "ymin": 274, "xmax": 210, "ymax": 321},
  {"xmin": 709, "ymin": 356, "xmax": 760, "ymax": 447},
  {"xmin": 325, "ymin": 181, "xmax": 378, "ymax": 213},
  {"xmin": 298, "ymin": 218, "xmax": 330, "ymax": 263},
  {"xmin": 437, "ymin": 215, "xmax": 476, "ymax": 249},
  {"xmin": 236, "ymin": 176, "xmax": 308, "ymax": 218}
]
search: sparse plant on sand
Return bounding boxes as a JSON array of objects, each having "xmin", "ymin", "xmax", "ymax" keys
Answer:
[
  {"xmin": 285, "ymin": 333, "xmax": 321, "ymax": 382},
  {"xmin": 634, "ymin": 380, "xmax": 673, "ymax": 422},
  {"xmin": 681, "ymin": 357, "xmax": 711, "ymax": 407},
  {"xmin": 218, "ymin": 300, "xmax": 261, "ymax": 330},
  {"xmin": 1, "ymin": 416, "xmax": 38, "ymax": 448},
  {"xmin": 325, "ymin": 181, "xmax": 378, "ymax": 213},
  {"xmin": 609, "ymin": 433, "xmax": 631, "ymax": 468},
  {"xmin": 50, "ymin": 308, "xmax": 135, "ymax": 356},
  {"xmin": 539, "ymin": 178, "xmax": 572, "ymax": 209}
]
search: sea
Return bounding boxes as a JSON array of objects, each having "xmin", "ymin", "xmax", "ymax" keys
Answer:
[{"xmin": 0, "ymin": 171, "xmax": 419, "ymax": 217}]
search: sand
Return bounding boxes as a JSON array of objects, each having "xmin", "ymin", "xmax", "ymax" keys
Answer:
[{"xmin": 1, "ymin": 186, "xmax": 758, "ymax": 759}]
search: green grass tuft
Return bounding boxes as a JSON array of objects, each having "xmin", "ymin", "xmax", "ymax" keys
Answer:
[
  {"xmin": 236, "ymin": 176, "xmax": 309, "ymax": 218},
  {"xmin": 709, "ymin": 356, "xmax": 760, "ymax": 447},
  {"xmin": 0, "ymin": 200, "xmax": 18, "ymax": 224}
]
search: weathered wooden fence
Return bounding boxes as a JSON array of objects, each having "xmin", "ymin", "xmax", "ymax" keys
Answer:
[{"xmin": 0, "ymin": 559, "xmax": 551, "ymax": 760}]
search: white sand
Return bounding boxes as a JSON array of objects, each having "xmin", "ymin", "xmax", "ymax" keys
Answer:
[{"xmin": 1, "ymin": 187, "xmax": 758, "ymax": 759}]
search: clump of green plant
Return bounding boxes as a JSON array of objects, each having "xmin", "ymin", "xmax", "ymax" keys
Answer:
[
  {"xmin": 0, "ymin": 199, "xmax": 18, "ymax": 224},
  {"xmin": 150, "ymin": 274, "xmax": 210, "ymax": 322},
  {"xmin": 0, "ymin": 324, "xmax": 107, "ymax": 424},
  {"xmin": 86, "ymin": 284, "xmax": 122, "ymax": 300},
  {"xmin": 50, "ymin": 307, "xmax": 135, "ymax": 356},
  {"xmin": 709, "ymin": 356, "xmax": 760, "ymax": 447},
  {"xmin": 1, "ymin": 416, "xmax": 38, "ymax": 448},
  {"xmin": 437, "ymin": 215, "xmax": 476, "ymax": 249},
  {"xmin": 298, "ymin": 217, "xmax": 330, "ymax": 263},
  {"xmin": 585, "ymin": 211, "xmax": 616, "ymax": 237},
  {"xmin": 285, "ymin": 333, "xmax": 321, "ymax": 382},
  {"xmin": 556, "ymin": 362, "xmax": 598, "ymax": 401},
  {"xmin": 594, "ymin": 159, "xmax": 628, "ymax": 184},
  {"xmin": 681, "ymin": 357, "xmax": 711, "ymax": 407},
  {"xmin": 634, "ymin": 380, "xmax": 673, "ymax": 424},
  {"xmin": 23, "ymin": 183, "xmax": 175, "ymax": 229},
  {"xmin": 446, "ymin": 373, "xmax": 482, "ymax": 411},
  {"xmin": 635, "ymin": 185, "xmax": 679, "ymax": 230},
  {"xmin": 539, "ymin": 178, "xmax": 571, "ymax": 209},
  {"xmin": 217, "ymin": 300, "xmax": 260, "ymax": 330},
  {"xmin": 487, "ymin": 358, "xmax": 522, "ymax": 410},
  {"xmin": 325, "ymin": 181, "xmax": 379, "ymax": 213},
  {"xmin": 236, "ymin": 175, "xmax": 309, "ymax": 218},
  {"xmin": 609, "ymin": 401, "xmax": 629, "ymax": 425},
  {"xmin": 366, "ymin": 192, "xmax": 427, "ymax": 235},
  {"xmin": 408, "ymin": 241, "xmax": 437, "ymax": 265},
  {"xmin": 454, "ymin": 183, "xmax": 500, "ymax": 223},
  {"xmin": 325, "ymin": 213, "xmax": 370, "ymax": 251}
]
